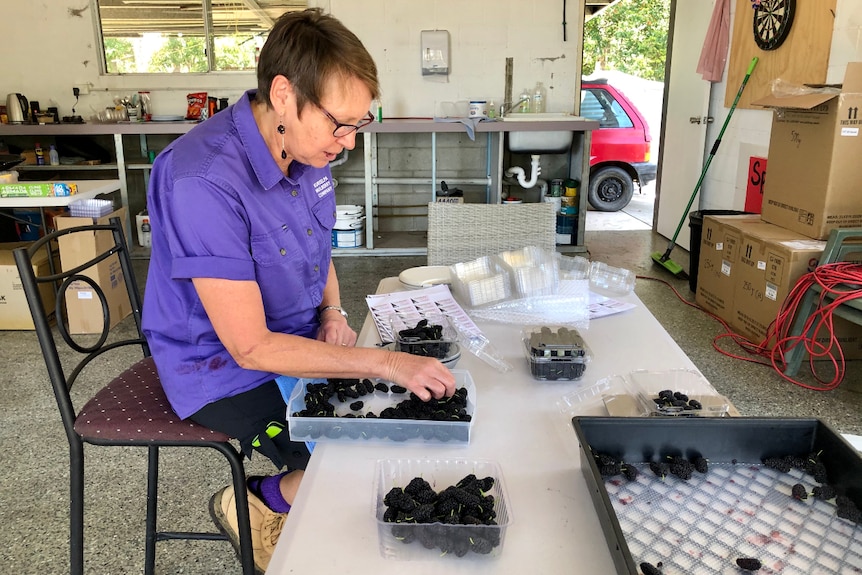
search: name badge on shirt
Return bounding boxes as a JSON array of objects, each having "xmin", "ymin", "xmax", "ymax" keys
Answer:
[{"xmin": 313, "ymin": 176, "xmax": 334, "ymax": 198}]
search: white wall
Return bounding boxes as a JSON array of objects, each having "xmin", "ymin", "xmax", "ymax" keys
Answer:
[
  {"xmin": 0, "ymin": 0, "xmax": 584, "ymax": 120},
  {"xmin": 4, "ymin": 0, "xmax": 860, "ymax": 219},
  {"xmin": 698, "ymin": 0, "xmax": 862, "ymax": 211}
]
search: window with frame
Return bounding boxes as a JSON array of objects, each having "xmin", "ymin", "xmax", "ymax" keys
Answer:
[{"xmin": 95, "ymin": 0, "xmax": 306, "ymax": 74}]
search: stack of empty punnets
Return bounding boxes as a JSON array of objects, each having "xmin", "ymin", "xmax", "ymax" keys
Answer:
[{"xmin": 447, "ymin": 247, "xmax": 584, "ymax": 326}]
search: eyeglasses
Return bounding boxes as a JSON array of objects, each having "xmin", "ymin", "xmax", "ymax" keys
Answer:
[{"xmin": 320, "ymin": 107, "xmax": 375, "ymax": 137}]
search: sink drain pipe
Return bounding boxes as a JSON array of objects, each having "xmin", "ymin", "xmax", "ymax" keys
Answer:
[{"xmin": 505, "ymin": 154, "xmax": 542, "ymax": 188}]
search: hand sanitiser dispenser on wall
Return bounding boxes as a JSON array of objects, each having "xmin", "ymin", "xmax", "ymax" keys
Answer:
[{"xmin": 421, "ymin": 30, "xmax": 450, "ymax": 80}]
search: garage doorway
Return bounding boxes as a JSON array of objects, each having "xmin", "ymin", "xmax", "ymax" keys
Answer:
[{"xmin": 582, "ymin": 0, "xmax": 715, "ymax": 239}]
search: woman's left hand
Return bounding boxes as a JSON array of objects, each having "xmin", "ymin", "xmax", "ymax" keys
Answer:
[{"xmin": 317, "ymin": 313, "xmax": 357, "ymax": 347}]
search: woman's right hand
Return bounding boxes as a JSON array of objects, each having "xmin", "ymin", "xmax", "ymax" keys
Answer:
[{"xmin": 384, "ymin": 351, "xmax": 456, "ymax": 402}]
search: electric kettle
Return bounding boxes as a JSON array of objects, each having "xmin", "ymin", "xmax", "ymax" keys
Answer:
[{"xmin": 6, "ymin": 93, "xmax": 29, "ymax": 124}]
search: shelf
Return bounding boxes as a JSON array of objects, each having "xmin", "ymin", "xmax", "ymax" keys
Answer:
[
  {"xmin": 17, "ymin": 163, "xmax": 119, "ymax": 171},
  {"xmin": 2, "ymin": 119, "xmax": 593, "ymax": 255}
]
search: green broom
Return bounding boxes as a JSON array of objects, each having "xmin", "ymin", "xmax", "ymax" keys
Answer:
[{"xmin": 652, "ymin": 56, "xmax": 759, "ymax": 279}]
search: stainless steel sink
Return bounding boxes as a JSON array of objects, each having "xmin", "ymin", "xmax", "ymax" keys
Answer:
[{"xmin": 502, "ymin": 112, "xmax": 582, "ymax": 154}]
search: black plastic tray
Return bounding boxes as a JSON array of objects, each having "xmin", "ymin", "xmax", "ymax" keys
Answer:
[{"xmin": 572, "ymin": 417, "xmax": 862, "ymax": 575}]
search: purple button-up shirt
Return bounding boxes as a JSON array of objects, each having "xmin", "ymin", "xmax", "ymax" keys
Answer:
[{"xmin": 142, "ymin": 90, "xmax": 336, "ymax": 419}]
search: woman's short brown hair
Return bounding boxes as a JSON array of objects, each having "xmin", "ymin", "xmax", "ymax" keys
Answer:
[{"xmin": 256, "ymin": 8, "xmax": 380, "ymax": 115}]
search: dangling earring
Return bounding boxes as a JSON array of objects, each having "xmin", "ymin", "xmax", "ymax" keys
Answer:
[{"xmin": 277, "ymin": 122, "xmax": 287, "ymax": 159}]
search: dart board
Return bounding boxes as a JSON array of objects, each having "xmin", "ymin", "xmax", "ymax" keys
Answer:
[{"xmin": 752, "ymin": 0, "xmax": 796, "ymax": 51}]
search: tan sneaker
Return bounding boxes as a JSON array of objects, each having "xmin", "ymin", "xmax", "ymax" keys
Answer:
[{"xmin": 209, "ymin": 484, "xmax": 287, "ymax": 574}]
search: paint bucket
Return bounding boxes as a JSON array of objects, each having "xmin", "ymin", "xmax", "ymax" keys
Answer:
[
  {"xmin": 543, "ymin": 195, "xmax": 562, "ymax": 213},
  {"xmin": 332, "ymin": 204, "xmax": 365, "ymax": 248},
  {"xmin": 550, "ymin": 179, "xmax": 564, "ymax": 197},
  {"xmin": 560, "ymin": 195, "xmax": 578, "ymax": 215}
]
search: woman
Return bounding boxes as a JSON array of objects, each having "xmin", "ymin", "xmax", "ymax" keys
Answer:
[{"xmin": 142, "ymin": 8, "xmax": 455, "ymax": 573}]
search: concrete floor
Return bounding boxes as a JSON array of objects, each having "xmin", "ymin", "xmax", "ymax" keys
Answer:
[{"xmin": 1, "ymin": 213, "xmax": 860, "ymax": 574}]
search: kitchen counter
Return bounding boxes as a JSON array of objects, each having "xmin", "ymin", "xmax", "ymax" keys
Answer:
[
  {"xmin": 0, "ymin": 117, "xmax": 597, "ymax": 255},
  {"xmin": 0, "ymin": 117, "xmax": 598, "ymax": 136}
]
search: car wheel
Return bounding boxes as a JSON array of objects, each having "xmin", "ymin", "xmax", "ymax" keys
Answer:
[{"xmin": 588, "ymin": 166, "xmax": 634, "ymax": 212}]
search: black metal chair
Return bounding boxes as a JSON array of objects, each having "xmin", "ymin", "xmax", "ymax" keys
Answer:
[{"xmin": 13, "ymin": 217, "xmax": 255, "ymax": 575}]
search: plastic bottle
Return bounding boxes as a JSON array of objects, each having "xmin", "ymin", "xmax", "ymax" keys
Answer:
[
  {"xmin": 518, "ymin": 89, "xmax": 532, "ymax": 114},
  {"xmin": 140, "ymin": 218, "xmax": 152, "ymax": 248},
  {"xmin": 532, "ymin": 82, "xmax": 547, "ymax": 114},
  {"xmin": 137, "ymin": 91, "xmax": 151, "ymax": 122},
  {"xmin": 34, "ymin": 143, "xmax": 45, "ymax": 165},
  {"xmin": 588, "ymin": 261, "xmax": 636, "ymax": 296},
  {"xmin": 49, "ymin": 145, "xmax": 59, "ymax": 166},
  {"xmin": 487, "ymin": 100, "xmax": 497, "ymax": 119}
]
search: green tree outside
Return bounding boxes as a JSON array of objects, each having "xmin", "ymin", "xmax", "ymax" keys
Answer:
[
  {"xmin": 104, "ymin": 38, "xmax": 136, "ymax": 74},
  {"xmin": 583, "ymin": 0, "xmax": 670, "ymax": 81},
  {"xmin": 149, "ymin": 36, "xmax": 208, "ymax": 73}
]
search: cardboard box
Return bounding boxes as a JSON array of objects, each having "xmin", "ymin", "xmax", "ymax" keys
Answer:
[
  {"xmin": 753, "ymin": 62, "xmax": 862, "ymax": 239},
  {"xmin": 731, "ymin": 224, "xmax": 862, "ymax": 359},
  {"xmin": 695, "ymin": 214, "xmax": 760, "ymax": 317},
  {"xmin": 0, "ymin": 182, "xmax": 78, "ymax": 198},
  {"xmin": 54, "ymin": 208, "xmax": 131, "ymax": 334},
  {"xmin": 0, "ymin": 242, "xmax": 58, "ymax": 330}
]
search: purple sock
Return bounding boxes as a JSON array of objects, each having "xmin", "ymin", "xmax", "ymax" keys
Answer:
[{"xmin": 249, "ymin": 472, "xmax": 292, "ymax": 513}]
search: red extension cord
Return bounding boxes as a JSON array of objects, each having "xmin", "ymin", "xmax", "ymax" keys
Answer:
[{"xmin": 638, "ymin": 262, "xmax": 862, "ymax": 391}]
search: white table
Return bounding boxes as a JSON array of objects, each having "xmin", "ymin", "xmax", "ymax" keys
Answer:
[{"xmin": 267, "ymin": 277, "xmax": 712, "ymax": 574}]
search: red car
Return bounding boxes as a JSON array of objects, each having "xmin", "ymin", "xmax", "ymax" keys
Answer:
[{"xmin": 581, "ymin": 79, "xmax": 657, "ymax": 211}]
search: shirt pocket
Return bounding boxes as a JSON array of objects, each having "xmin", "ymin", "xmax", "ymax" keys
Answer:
[
  {"xmin": 250, "ymin": 225, "xmax": 310, "ymax": 318},
  {"xmin": 250, "ymin": 225, "xmax": 301, "ymax": 267},
  {"xmin": 312, "ymin": 201, "xmax": 337, "ymax": 230}
]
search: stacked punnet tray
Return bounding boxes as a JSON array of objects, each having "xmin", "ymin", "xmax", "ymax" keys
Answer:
[{"xmin": 573, "ymin": 417, "xmax": 862, "ymax": 574}]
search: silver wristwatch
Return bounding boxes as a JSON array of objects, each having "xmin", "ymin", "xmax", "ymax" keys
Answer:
[{"xmin": 319, "ymin": 305, "xmax": 348, "ymax": 320}]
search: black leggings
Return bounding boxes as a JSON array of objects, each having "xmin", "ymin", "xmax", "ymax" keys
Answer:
[{"xmin": 189, "ymin": 380, "xmax": 310, "ymax": 471}]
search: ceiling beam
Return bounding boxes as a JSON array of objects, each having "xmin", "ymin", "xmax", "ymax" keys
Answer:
[{"xmin": 241, "ymin": 0, "xmax": 274, "ymax": 28}]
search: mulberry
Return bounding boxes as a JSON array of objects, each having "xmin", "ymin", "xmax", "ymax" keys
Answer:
[
  {"xmin": 405, "ymin": 477, "xmax": 433, "ymax": 496},
  {"xmin": 791, "ymin": 483, "xmax": 807, "ymax": 500},
  {"xmin": 649, "ymin": 461, "xmax": 669, "ymax": 479},
  {"xmin": 837, "ymin": 504, "xmax": 862, "ymax": 524},
  {"xmin": 374, "ymin": 382, "xmax": 390, "ymax": 393},
  {"xmin": 836, "ymin": 494, "xmax": 862, "ymax": 524},
  {"xmin": 639, "ymin": 561, "xmax": 662, "ymax": 575},
  {"xmin": 668, "ymin": 456, "xmax": 693, "ymax": 480},
  {"xmin": 763, "ymin": 456, "xmax": 791, "ymax": 473},
  {"xmin": 810, "ymin": 462, "xmax": 829, "ymax": 484},
  {"xmin": 693, "ymin": 456, "xmax": 708, "ymax": 474},
  {"xmin": 736, "ymin": 557, "xmax": 762, "ymax": 571},
  {"xmin": 812, "ymin": 484, "xmax": 837, "ymax": 500},
  {"xmin": 622, "ymin": 464, "xmax": 639, "ymax": 481}
]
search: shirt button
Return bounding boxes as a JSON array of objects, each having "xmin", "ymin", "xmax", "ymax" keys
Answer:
[
  {"xmin": 282, "ymin": 224, "xmax": 288, "ymax": 231},
  {"xmin": 280, "ymin": 248, "xmax": 286, "ymax": 256},
  {"xmin": 291, "ymin": 190, "xmax": 298, "ymax": 197},
  {"xmin": 306, "ymin": 229, "xmax": 312, "ymax": 236},
  {"xmin": 314, "ymin": 265, "xmax": 319, "ymax": 272}
]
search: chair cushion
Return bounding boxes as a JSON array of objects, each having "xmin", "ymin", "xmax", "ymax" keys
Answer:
[{"xmin": 74, "ymin": 356, "xmax": 231, "ymax": 443}]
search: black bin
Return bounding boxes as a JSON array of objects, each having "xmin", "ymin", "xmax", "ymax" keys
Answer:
[{"xmin": 688, "ymin": 210, "xmax": 752, "ymax": 293}]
